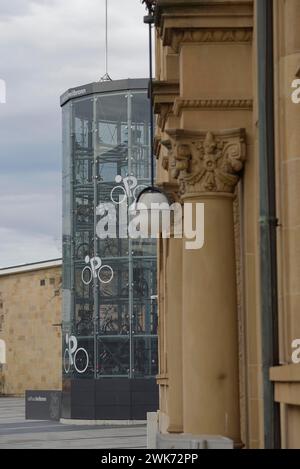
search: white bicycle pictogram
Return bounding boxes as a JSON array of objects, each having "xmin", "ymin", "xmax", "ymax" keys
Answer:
[
  {"xmin": 110, "ymin": 175, "xmax": 147, "ymax": 205},
  {"xmin": 81, "ymin": 255, "xmax": 114, "ymax": 285},
  {"xmin": 63, "ymin": 334, "xmax": 89, "ymax": 374}
]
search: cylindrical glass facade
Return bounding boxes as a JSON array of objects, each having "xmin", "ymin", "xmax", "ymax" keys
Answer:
[{"xmin": 61, "ymin": 81, "xmax": 157, "ymax": 385}]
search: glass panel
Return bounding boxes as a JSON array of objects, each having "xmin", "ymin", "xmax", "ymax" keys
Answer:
[
  {"xmin": 62, "ymin": 103, "xmax": 72, "ymax": 237},
  {"xmin": 96, "ymin": 93, "xmax": 128, "ymax": 185},
  {"xmin": 131, "ymin": 92, "xmax": 151, "ymax": 182},
  {"xmin": 98, "ymin": 336, "xmax": 130, "ymax": 377},
  {"xmin": 62, "ymin": 103, "xmax": 73, "ymax": 332},
  {"xmin": 132, "ymin": 258, "xmax": 157, "ymax": 302},
  {"xmin": 133, "ymin": 336, "xmax": 158, "ymax": 377}
]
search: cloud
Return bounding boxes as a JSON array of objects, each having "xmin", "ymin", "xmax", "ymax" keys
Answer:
[
  {"xmin": 0, "ymin": 185, "xmax": 61, "ymax": 238},
  {"xmin": 0, "ymin": 0, "xmax": 148, "ymax": 266},
  {"xmin": 0, "ymin": 227, "xmax": 61, "ymax": 268},
  {"xmin": 0, "ymin": 0, "xmax": 32, "ymax": 19},
  {"xmin": 0, "ymin": 170, "xmax": 61, "ymax": 267},
  {"xmin": 0, "ymin": 0, "xmax": 60, "ymax": 20}
]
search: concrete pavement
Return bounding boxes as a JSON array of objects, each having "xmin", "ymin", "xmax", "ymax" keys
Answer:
[{"xmin": 0, "ymin": 398, "xmax": 146, "ymax": 449}]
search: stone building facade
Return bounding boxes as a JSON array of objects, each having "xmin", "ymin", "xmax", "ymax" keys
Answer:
[
  {"xmin": 152, "ymin": 0, "xmax": 300, "ymax": 449},
  {"xmin": 0, "ymin": 260, "xmax": 62, "ymax": 396}
]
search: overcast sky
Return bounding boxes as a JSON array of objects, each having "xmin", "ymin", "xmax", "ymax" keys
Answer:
[{"xmin": 0, "ymin": 0, "xmax": 149, "ymax": 268}]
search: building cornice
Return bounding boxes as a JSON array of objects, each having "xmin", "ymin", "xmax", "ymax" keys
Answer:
[
  {"xmin": 166, "ymin": 28, "xmax": 252, "ymax": 52},
  {"xmin": 0, "ymin": 259, "xmax": 62, "ymax": 277},
  {"xmin": 155, "ymin": 0, "xmax": 253, "ymax": 52},
  {"xmin": 173, "ymin": 98, "xmax": 253, "ymax": 115}
]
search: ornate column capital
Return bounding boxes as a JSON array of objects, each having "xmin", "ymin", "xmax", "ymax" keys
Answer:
[{"xmin": 162, "ymin": 128, "xmax": 246, "ymax": 197}]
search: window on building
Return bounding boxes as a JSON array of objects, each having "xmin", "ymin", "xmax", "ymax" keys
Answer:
[
  {"xmin": 50, "ymin": 278, "xmax": 55, "ymax": 285},
  {"xmin": 40, "ymin": 279, "xmax": 46, "ymax": 286}
]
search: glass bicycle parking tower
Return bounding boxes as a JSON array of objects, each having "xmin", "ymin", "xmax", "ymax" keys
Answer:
[{"xmin": 61, "ymin": 79, "xmax": 158, "ymax": 420}]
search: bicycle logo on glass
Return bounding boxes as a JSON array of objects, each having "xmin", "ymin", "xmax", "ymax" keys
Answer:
[
  {"xmin": 81, "ymin": 255, "xmax": 114, "ymax": 285},
  {"xmin": 110, "ymin": 175, "xmax": 146, "ymax": 204},
  {"xmin": 63, "ymin": 334, "xmax": 89, "ymax": 374}
]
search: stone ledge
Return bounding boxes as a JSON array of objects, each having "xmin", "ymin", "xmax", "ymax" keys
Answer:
[
  {"xmin": 270, "ymin": 364, "xmax": 300, "ymax": 383},
  {"xmin": 273, "ymin": 382, "xmax": 300, "ymax": 406},
  {"xmin": 173, "ymin": 97, "xmax": 253, "ymax": 115},
  {"xmin": 270, "ymin": 365, "xmax": 300, "ymax": 406},
  {"xmin": 153, "ymin": 81, "xmax": 179, "ymax": 108},
  {"xmin": 156, "ymin": 374, "xmax": 169, "ymax": 385}
]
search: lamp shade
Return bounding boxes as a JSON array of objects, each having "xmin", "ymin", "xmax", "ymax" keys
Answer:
[
  {"xmin": 129, "ymin": 186, "xmax": 171, "ymax": 238},
  {"xmin": 136, "ymin": 187, "xmax": 170, "ymax": 207}
]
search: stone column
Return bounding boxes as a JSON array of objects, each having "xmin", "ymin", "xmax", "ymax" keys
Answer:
[
  {"xmin": 163, "ymin": 182, "xmax": 184, "ymax": 433},
  {"xmin": 157, "ymin": 183, "xmax": 184, "ymax": 434},
  {"xmin": 165, "ymin": 236, "xmax": 183, "ymax": 433},
  {"xmin": 166, "ymin": 128, "xmax": 246, "ymax": 444}
]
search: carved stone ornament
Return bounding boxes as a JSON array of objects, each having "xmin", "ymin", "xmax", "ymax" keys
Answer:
[
  {"xmin": 167, "ymin": 28, "xmax": 253, "ymax": 53},
  {"xmin": 173, "ymin": 98, "xmax": 253, "ymax": 116},
  {"xmin": 163, "ymin": 128, "xmax": 246, "ymax": 196}
]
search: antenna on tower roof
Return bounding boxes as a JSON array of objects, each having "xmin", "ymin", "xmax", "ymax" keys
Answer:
[{"xmin": 100, "ymin": 0, "xmax": 112, "ymax": 82}]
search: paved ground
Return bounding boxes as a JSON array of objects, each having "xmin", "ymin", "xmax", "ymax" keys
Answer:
[{"xmin": 0, "ymin": 398, "xmax": 146, "ymax": 449}]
